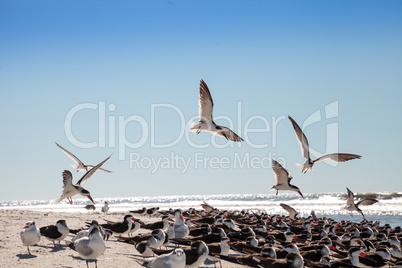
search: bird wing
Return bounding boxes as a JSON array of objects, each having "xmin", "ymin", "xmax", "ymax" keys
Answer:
[
  {"xmin": 313, "ymin": 153, "xmax": 361, "ymax": 163},
  {"xmin": 280, "ymin": 203, "xmax": 297, "ymax": 219},
  {"xmin": 356, "ymin": 198, "xmax": 379, "ymax": 206},
  {"xmin": 76, "ymin": 155, "xmax": 111, "ymax": 186},
  {"xmin": 74, "ymin": 238, "xmax": 94, "ymax": 256},
  {"xmin": 86, "ymin": 165, "xmax": 112, "ymax": 173},
  {"xmin": 212, "ymin": 125, "xmax": 244, "ymax": 142},
  {"xmin": 346, "ymin": 188, "xmax": 355, "ymax": 206},
  {"xmin": 272, "ymin": 160, "xmax": 293, "ymax": 185},
  {"xmin": 288, "ymin": 116, "xmax": 310, "ymax": 159},
  {"xmin": 198, "ymin": 80, "xmax": 214, "ymax": 123},
  {"xmin": 62, "ymin": 170, "xmax": 73, "ymax": 188},
  {"xmin": 55, "ymin": 142, "xmax": 84, "ymax": 165}
]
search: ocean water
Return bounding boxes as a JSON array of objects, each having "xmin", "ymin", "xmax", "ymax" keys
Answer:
[{"xmin": 1, "ymin": 192, "xmax": 401, "ymax": 228}]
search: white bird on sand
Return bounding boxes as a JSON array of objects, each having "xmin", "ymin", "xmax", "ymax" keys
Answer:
[
  {"xmin": 68, "ymin": 226, "xmax": 106, "ymax": 268},
  {"xmin": 20, "ymin": 221, "xmax": 41, "ymax": 255},
  {"xmin": 134, "ymin": 248, "xmax": 186, "ymax": 268},
  {"xmin": 101, "ymin": 202, "xmax": 109, "ymax": 214},
  {"xmin": 288, "ymin": 116, "xmax": 361, "ymax": 173},
  {"xmin": 344, "ymin": 187, "xmax": 379, "ymax": 220},
  {"xmin": 173, "ymin": 209, "xmax": 190, "ymax": 239},
  {"xmin": 189, "ymin": 80, "xmax": 243, "ymax": 142},
  {"xmin": 55, "ymin": 155, "xmax": 110, "ymax": 205},
  {"xmin": 271, "ymin": 160, "xmax": 304, "ymax": 198},
  {"xmin": 56, "ymin": 142, "xmax": 112, "ymax": 173},
  {"xmin": 280, "ymin": 203, "xmax": 298, "ymax": 220}
]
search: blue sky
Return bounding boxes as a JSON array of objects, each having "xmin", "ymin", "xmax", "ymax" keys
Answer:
[{"xmin": 1, "ymin": 0, "xmax": 401, "ymax": 201}]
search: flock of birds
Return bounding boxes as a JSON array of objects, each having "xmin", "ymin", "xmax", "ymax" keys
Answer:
[{"xmin": 19, "ymin": 80, "xmax": 398, "ymax": 267}]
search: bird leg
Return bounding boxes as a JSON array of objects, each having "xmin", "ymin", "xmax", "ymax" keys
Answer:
[
  {"xmin": 27, "ymin": 246, "xmax": 31, "ymax": 255},
  {"xmin": 276, "ymin": 190, "xmax": 278, "ymax": 195},
  {"xmin": 86, "ymin": 260, "xmax": 89, "ymax": 268},
  {"xmin": 95, "ymin": 259, "xmax": 98, "ymax": 268},
  {"xmin": 219, "ymin": 260, "xmax": 222, "ymax": 268},
  {"xmin": 196, "ymin": 126, "xmax": 201, "ymax": 134}
]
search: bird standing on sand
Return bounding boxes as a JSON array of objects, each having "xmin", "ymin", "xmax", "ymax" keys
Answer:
[
  {"xmin": 101, "ymin": 202, "xmax": 109, "ymax": 214},
  {"xmin": 344, "ymin": 187, "xmax": 379, "ymax": 219},
  {"xmin": 54, "ymin": 155, "xmax": 110, "ymax": 205},
  {"xmin": 288, "ymin": 116, "xmax": 361, "ymax": 173},
  {"xmin": 55, "ymin": 142, "xmax": 112, "ymax": 173},
  {"xmin": 271, "ymin": 160, "xmax": 304, "ymax": 198},
  {"xmin": 173, "ymin": 209, "xmax": 190, "ymax": 239},
  {"xmin": 68, "ymin": 226, "xmax": 106, "ymax": 268},
  {"xmin": 134, "ymin": 248, "xmax": 186, "ymax": 268},
  {"xmin": 189, "ymin": 80, "xmax": 243, "ymax": 142},
  {"xmin": 20, "ymin": 221, "xmax": 41, "ymax": 255},
  {"xmin": 40, "ymin": 219, "xmax": 69, "ymax": 247}
]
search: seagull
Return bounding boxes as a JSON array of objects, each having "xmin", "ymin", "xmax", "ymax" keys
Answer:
[
  {"xmin": 20, "ymin": 221, "xmax": 41, "ymax": 255},
  {"xmin": 280, "ymin": 203, "xmax": 298, "ymax": 220},
  {"xmin": 55, "ymin": 142, "xmax": 112, "ymax": 173},
  {"xmin": 344, "ymin": 187, "xmax": 379, "ymax": 219},
  {"xmin": 101, "ymin": 202, "xmax": 109, "ymax": 214},
  {"xmin": 54, "ymin": 155, "xmax": 110, "ymax": 205},
  {"xmin": 68, "ymin": 226, "xmax": 106, "ymax": 268},
  {"xmin": 173, "ymin": 209, "xmax": 190, "ymax": 239},
  {"xmin": 40, "ymin": 219, "xmax": 69, "ymax": 247},
  {"xmin": 189, "ymin": 80, "xmax": 243, "ymax": 142},
  {"xmin": 133, "ymin": 248, "xmax": 186, "ymax": 268},
  {"xmin": 271, "ymin": 160, "xmax": 304, "ymax": 198},
  {"xmin": 288, "ymin": 116, "xmax": 361, "ymax": 173}
]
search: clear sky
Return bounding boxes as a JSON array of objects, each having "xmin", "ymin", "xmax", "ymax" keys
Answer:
[{"xmin": 1, "ymin": 0, "xmax": 401, "ymax": 201}]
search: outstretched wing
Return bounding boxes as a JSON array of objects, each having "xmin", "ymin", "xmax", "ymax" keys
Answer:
[
  {"xmin": 272, "ymin": 160, "xmax": 292, "ymax": 185},
  {"xmin": 199, "ymin": 80, "xmax": 214, "ymax": 123},
  {"xmin": 346, "ymin": 187, "xmax": 355, "ymax": 206},
  {"xmin": 288, "ymin": 116, "xmax": 310, "ymax": 159},
  {"xmin": 356, "ymin": 198, "xmax": 378, "ymax": 206},
  {"xmin": 55, "ymin": 142, "xmax": 84, "ymax": 166},
  {"xmin": 86, "ymin": 165, "xmax": 112, "ymax": 173},
  {"xmin": 280, "ymin": 203, "xmax": 298, "ymax": 220},
  {"xmin": 213, "ymin": 125, "xmax": 244, "ymax": 142},
  {"xmin": 314, "ymin": 153, "xmax": 361, "ymax": 163},
  {"xmin": 76, "ymin": 155, "xmax": 111, "ymax": 186},
  {"xmin": 62, "ymin": 170, "xmax": 73, "ymax": 188}
]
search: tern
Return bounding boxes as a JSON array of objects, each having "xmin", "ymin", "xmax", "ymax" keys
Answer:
[
  {"xmin": 56, "ymin": 142, "xmax": 112, "ymax": 173},
  {"xmin": 271, "ymin": 160, "xmax": 304, "ymax": 198},
  {"xmin": 133, "ymin": 248, "xmax": 186, "ymax": 268},
  {"xmin": 288, "ymin": 116, "xmax": 361, "ymax": 173},
  {"xmin": 189, "ymin": 80, "xmax": 243, "ymax": 142},
  {"xmin": 55, "ymin": 155, "xmax": 110, "ymax": 205},
  {"xmin": 20, "ymin": 221, "xmax": 41, "ymax": 255},
  {"xmin": 344, "ymin": 187, "xmax": 379, "ymax": 219},
  {"xmin": 280, "ymin": 203, "xmax": 298, "ymax": 220}
]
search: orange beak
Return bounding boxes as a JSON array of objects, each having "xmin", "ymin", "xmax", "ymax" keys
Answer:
[
  {"xmin": 23, "ymin": 226, "xmax": 29, "ymax": 229},
  {"xmin": 360, "ymin": 252, "xmax": 366, "ymax": 258}
]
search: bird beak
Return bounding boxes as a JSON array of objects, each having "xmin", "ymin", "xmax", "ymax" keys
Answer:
[
  {"xmin": 131, "ymin": 217, "xmax": 136, "ymax": 222},
  {"xmin": 298, "ymin": 191, "xmax": 304, "ymax": 198},
  {"xmin": 221, "ymin": 131, "xmax": 228, "ymax": 140},
  {"xmin": 87, "ymin": 195, "xmax": 95, "ymax": 204},
  {"xmin": 177, "ymin": 252, "xmax": 182, "ymax": 257},
  {"xmin": 23, "ymin": 225, "xmax": 29, "ymax": 229},
  {"xmin": 180, "ymin": 215, "xmax": 184, "ymax": 222},
  {"xmin": 227, "ymin": 241, "xmax": 231, "ymax": 245},
  {"xmin": 360, "ymin": 252, "xmax": 366, "ymax": 258}
]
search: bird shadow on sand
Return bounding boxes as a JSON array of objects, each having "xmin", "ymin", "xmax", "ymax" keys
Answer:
[
  {"xmin": 36, "ymin": 244, "xmax": 68, "ymax": 252},
  {"xmin": 16, "ymin": 253, "xmax": 37, "ymax": 259},
  {"xmin": 71, "ymin": 256, "xmax": 96, "ymax": 264}
]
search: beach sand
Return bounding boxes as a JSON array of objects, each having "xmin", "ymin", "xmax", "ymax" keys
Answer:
[{"xmin": 1, "ymin": 209, "xmax": 240, "ymax": 268}]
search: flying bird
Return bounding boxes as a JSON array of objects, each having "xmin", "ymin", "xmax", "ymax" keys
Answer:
[
  {"xmin": 271, "ymin": 160, "xmax": 304, "ymax": 198},
  {"xmin": 280, "ymin": 203, "xmax": 298, "ymax": 220},
  {"xmin": 344, "ymin": 187, "xmax": 379, "ymax": 220},
  {"xmin": 55, "ymin": 155, "xmax": 111, "ymax": 205},
  {"xmin": 189, "ymin": 80, "xmax": 243, "ymax": 142},
  {"xmin": 55, "ymin": 142, "xmax": 112, "ymax": 173},
  {"xmin": 288, "ymin": 116, "xmax": 361, "ymax": 173}
]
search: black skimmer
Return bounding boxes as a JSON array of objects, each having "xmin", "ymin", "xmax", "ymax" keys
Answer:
[
  {"xmin": 119, "ymin": 229, "xmax": 166, "ymax": 256},
  {"xmin": 271, "ymin": 160, "xmax": 304, "ymax": 198},
  {"xmin": 40, "ymin": 219, "xmax": 69, "ymax": 247},
  {"xmin": 55, "ymin": 142, "xmax": 112, "ymax": 173},
  {"xmin": 280, "ymin": 203, "xmax": 298, "ymax": 220},
  {"xmin": 134, "ymin": 248, "xmax": 186, "ymax": 268},
  {"xmin": 359, "ymin": 246, "xmax": 393, "ymax": 267},
  {"xmin": 344, "ymin": 187, "xmax": 379, "ymax": 219},
  {"xmin": 84, "ymin": 204, "xmax": 96, "ymax": 212},
  {"xmin": 189, "ymin": 223, "xmax": 212, "ymax": 237},
  {"xmin": 101, "ymin": 201, "xmax": 109, "ymax": 214},
  {"xmin": 20, "ymin": 221, "xmax": 41, "ymax": 255},
  {"xmin": 68, "ymin": 226, "xmax": 106, "ymax": 268},
  {"xmin": 330, "ymin": 247, "xmax": 367, "ymax": 268},
  {"xmin": 189, "ymin": 80, "xmax": 244, "ymax": 142},
  {"xmin": 146, "ymin": 207, "xmax": 160, "ymax": 216},
  {"xmin": 142, "ymin": 215, "xmax": 171, "ymax": 231},
  {"xmin": 129, "ymin": 207, "xmax": 147, "ymax": 215},
  {"xmin": 54, "ymin": 155, "xmax": 110, "ymax": 205},
  {"xmin": 100, "ymin": 215, "xmax": 135, "ymax": 236},
  {"xmin": 288, "ymin": 116, "xmax": 361, "ymax": 173},
  {"xmin": 207, "ymin": 236, "xmax": 231, "ymax": 268}
]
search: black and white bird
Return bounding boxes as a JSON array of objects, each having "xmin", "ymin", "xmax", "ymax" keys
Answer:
[
  {"xmin": 189, "ymin": 80, "xmax": 243, "ymax": 142},
  {"xmin": 40, "ymin": 219, "xmax": 69, "ymax": 247},
  {"xmin": 280, "ymin": 203, "xmax": 298, "ymax": 220},
  {"xmin": 134, "ymin": 248, "xmax": 186, "ymax": 268},
  {"xmin": 55, "ymin": 142, "xmax": 112, "ymax": 173},
  {"xmin": 68, "ymin": 226, "xmax": 106, "ymax": 268},
  {"xmin": 54, "ymin": 155, "xmax": 110, "ymax": 205},
  {"xmin": 100, "ymin": 215, "xmax": 135, "ymax": 236},
  {"xmin": 271, "ymin": 160, "xmax": 304, "ymax": 198},
  {"xmin": 20, "ymin": 221, "xmax": 41, "ymax": 255},
  {"xmin": 288, "ymin": 116, "xmax": 361, "ymax": 173},
  {"xmin": 344, "ymin": 187, "xmax": 378, "ymax": 219}
]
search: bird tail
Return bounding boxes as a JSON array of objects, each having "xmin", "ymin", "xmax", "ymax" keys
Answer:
[
  {"xmin": 296, "ymin": 163, "xmax": 314, "ymax": 173},
  {"xmin": 71, "ymin": 164, "xmax": 82, "ymax": 171},
  {"xmin": 189, "ymin": 122, "xmax": 201, "ymax": 133},
  {"xmin": 54, "ymin": 196, "xmax": 64, "ymax": 204}
]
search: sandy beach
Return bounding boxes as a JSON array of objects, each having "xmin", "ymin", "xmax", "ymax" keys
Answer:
[{"xmin": 1, "ymin": 209, "xmax": 240, "ymax": 268}]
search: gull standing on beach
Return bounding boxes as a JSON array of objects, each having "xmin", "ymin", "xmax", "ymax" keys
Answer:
[
  {"xmin": 101, "ymin": 202, "xmax": 109, "ymax": 214},
  {"xmin": 288, "ymin": 116, "xmax": 361, "ymax": 173},
  {"xmin": 55, "ymin": 155, "xmax": 111, "ymax": 205},
  {"xmin": 20, "ymin": 221, "xmax": 41, "ymax": 255},
  {"xmin": 271, "ymin": 160, "xmax": 304, "ymax": 198},
  {"xmin": 189, "ymin": 80, "xmax": 243, "ymax": 142},
  {"xmin": 55, "ymin": 142, "xmax": 112, "ymax": 173},
  {"xmin": 343, "ymin": 187, "xmax": 379, "ymax": 219}
]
